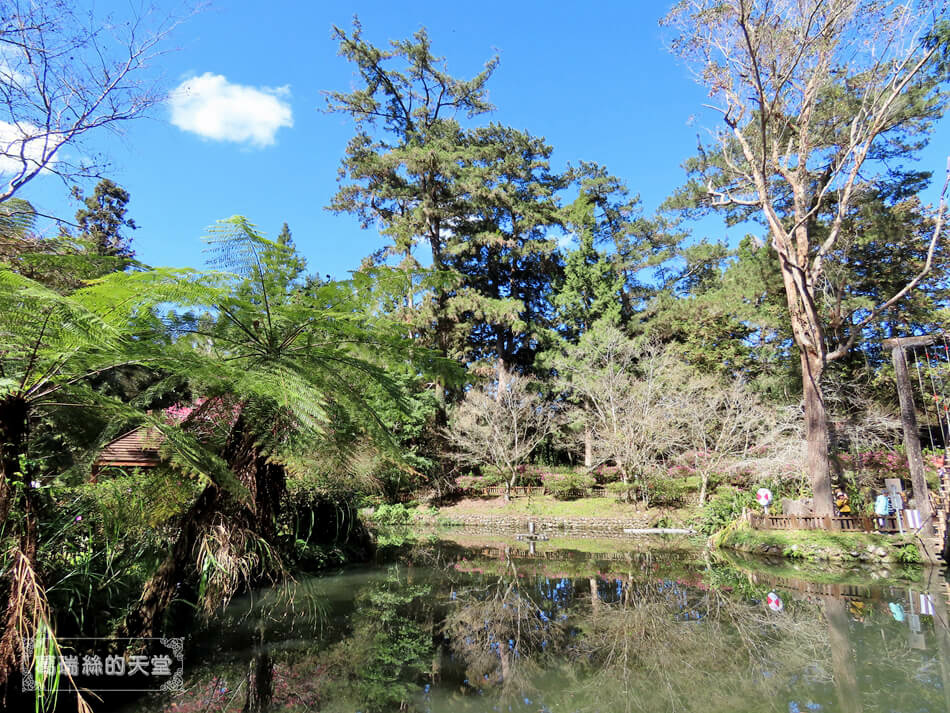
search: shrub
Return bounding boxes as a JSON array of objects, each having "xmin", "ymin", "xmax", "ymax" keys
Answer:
[
  {"xmin": 455, "ymin": 471, "xmax": 507, "ymax": 493},
  {"xmin": 647, "ymin": 478, "xmax": 692, "ymax": 507},
  {"xmin": 543, "ymin": 473, "xmax": 595, "ymax": 500},
  {"xmin": 896, "ymin": 543, "xmax": 922, "ymax": 564},
  {"xmin": 605, "ymin": 481, "xmax": 636, "ymax": 501},
  {"xmin": 693, "ymin": 487, "xmax": 756, "ymax": 535},
  {"xmin": 373, "ymin": 503, "xmax": 413, "ymax": 526},
  {"xmin": 592, "ymin": 464, "xmax": 621, "ymax": 484},
  {"xmin": 480, "ymin": 470, "xmax": 508, "ymax": 487}
]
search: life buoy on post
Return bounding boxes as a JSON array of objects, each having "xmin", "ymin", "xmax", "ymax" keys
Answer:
[{"xmin": 756, "ymin": 488, "xmax": 773, "ymax": 515}]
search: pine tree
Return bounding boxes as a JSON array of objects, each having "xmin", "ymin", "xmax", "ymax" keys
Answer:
[
  {"xmin": 447, "ymin": 125, "xmax": 566, "ymax": 379},
  {"xmin": 72, "ymin": 179, "xmax": 138, "ymax": 258},
  {"xmin": 326, "ymin": 20, "xmax": 497, "ymax": 372}
]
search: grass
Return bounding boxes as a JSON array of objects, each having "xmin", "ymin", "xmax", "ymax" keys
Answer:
[
  {"xmin": 714, "ymin": 550, "xmax": 924, "ymax": 586},
  {"xmin": 714, "ymin": 521, "xmax": 923, "ymax": 564}
]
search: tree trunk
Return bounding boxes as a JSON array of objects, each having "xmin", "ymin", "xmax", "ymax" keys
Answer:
[
  {"xmin": 584, "ymin": 423, "xmax": 593, "ymax": 469},
  {"xmin": 0, "ymin": 396, "xmax": 29, "ymax": 527},
  {"xmin": 225, "ymin": 414, "xmax": 287, "ymax": 544},
  {"xmin": 243, "ymin": 649, "xmax": 274, "ymax": 713},
  {"xmin": 589, "ymin": 577, "xmax": 601, "ymax": 612},
  {"xmin": 0, "ymin": 485, "xmax": 41, "ymax": 697},
  {"xmin": 802, "ymin": 349, "xmax": 834, "ymax": 517},
  {"xmin": 698, "ymin": 471, "xmax": 709, "ymax": 506},
  {"xmin": 824, "ymin": 597, "xmax": 863, "ymax": 713},
  {"xmin": 123, "ymin": 414, "xmax": 289, "ymax": 639},
  {"xmin": 0, "ymin": 396, "xmax": 36, "ymax": 698},
  {"xmin": 496, "ymin": 359, "xmax": 511, "ymax": 402},
  {"xmin": 120, "ymin": 486, "xmax": 221, "ymax": 639},
  {"xmin": 618, "ymin": 463, "xmax": 631, "ymax": 502},
  {"xmin": 891, "ymin": 344, "xmax": 935, "ymax": 521},
  {"xmin": 775, "ymin": 230, "xmax": 835, "ymax": 517}
]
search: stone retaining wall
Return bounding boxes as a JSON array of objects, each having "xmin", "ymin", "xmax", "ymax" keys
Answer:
[{"xmin": 434, "ymin": 513, "xmax": 653, "ymax": 536}]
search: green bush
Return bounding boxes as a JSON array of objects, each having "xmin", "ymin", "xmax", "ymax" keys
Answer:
[
  {"xmin": 647, "ymin": 478, "xmax": 692, "ymax": 507},
  {"xmin": 592, "ymin": 465, "xmax": 622, "ymax": 484},
  {"xmin": 456, "ymin": 471, "xmax": 507, "ymax": 492},
  {"xmin": 605, "ymin": 481, "xmax": 636, "ymax": 501},
  {"xmin": 483, "ymin": 470, "xmax": 509, "ymax": 487},
  {"xmin": 478, "ymin": 467, "xmax": 510, "ymax": 486},
  {"xmin": 693, "ymin": 487, "xmax": 756, "ymax": 535},
  {"xmin": 896, "ymin": 543, "xmax": 922, "ymax": 564},
  {"xmin": 682, "ymin": 475, "xmax": 704, "ymax": 492},
  {"xmin": 373, "ymin": 503, "xmax": 413, "ymax": 526},
  {"xmin": 543, "ymin": 473, "xmax": 595, "ymax": 500}
]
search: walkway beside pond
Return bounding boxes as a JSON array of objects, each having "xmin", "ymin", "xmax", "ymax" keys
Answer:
[{"xmin": 746, "ymin": 465, "xmax": 950, "ymax": 564}]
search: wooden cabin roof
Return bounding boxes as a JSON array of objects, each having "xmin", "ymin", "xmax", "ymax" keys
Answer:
[{"xmin": 93, "ymin": 426, "xmax": 165, "ymax": 469}]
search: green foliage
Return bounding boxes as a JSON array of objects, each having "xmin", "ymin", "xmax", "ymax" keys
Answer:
[
  {"xmin": 324, "ymin": 567, "xmax": 434, "ymax": 712},
  {"xmin": 693, "ymin": 487, "xmax": 756, "ymax": 535},
  {"xmin": 456, "ymin": 471, "xmax": 506, "ymax": 490},
  {"xmin": 716, "ymin": 522, "xmax": 923, "ymax": 568},
  {"xmin": 896, "ymin": 543, "xmax": 923, "ymax": 564},
  {"xmin": 605, "ymin": 481, "xmax": 636, "ymax": 500},
  {"xmin": 70, "ymin": 178, "xmax": 138, "ymax": 259},
  {"xmin": 1, "ymin": 197, "xmax": 133, "ymax": 292},
  {"xmin": 38, "ymin": 479, "xmax": 176, "ymax": 634},
  {"xmin": 646, "ymin": 476, "xmax": 694, "ymax": 508},
  {"xmin": 326, "ymin": 20, "xmax": 507, "ymax": 368},
  {"xmin": 373, "ymin": 503, "xmax": 413, "ymax": 527},
  {"xmin": 543, "ymin": 472, "xmax": 595, "ymax": 500},
  {"xmin": 552, "ymin": 230, "xmax": 623, "ymax": 341}
]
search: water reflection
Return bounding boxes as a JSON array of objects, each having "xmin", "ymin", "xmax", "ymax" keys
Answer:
[{"xmin": 127, "ymin": 539, "xmax": 950, "ymax": 713}]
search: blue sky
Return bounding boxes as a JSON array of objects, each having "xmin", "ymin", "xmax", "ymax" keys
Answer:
[{"xmin": 19, "ymin": 0, "xmax": 950, "ymax": 279}]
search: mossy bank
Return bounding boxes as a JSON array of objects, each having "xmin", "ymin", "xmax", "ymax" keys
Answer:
[{"xmin": 713, "ymin": 521, "xmax": 923, "ymax": 564}]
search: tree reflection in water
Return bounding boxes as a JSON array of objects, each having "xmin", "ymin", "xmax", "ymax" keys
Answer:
[{"xmin": 138, "ymin": 540, "xmax": 950, "ymax": 713}]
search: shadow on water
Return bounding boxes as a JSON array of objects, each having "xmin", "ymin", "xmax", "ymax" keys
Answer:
[{"xmin": 117, "ymin": 536, "xmax": 950, "ymax": 713}]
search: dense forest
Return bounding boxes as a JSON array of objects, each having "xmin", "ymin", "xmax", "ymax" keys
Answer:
[{"xmin": 1, "ymin": 1, "xmax": 950, "ymax": 710}]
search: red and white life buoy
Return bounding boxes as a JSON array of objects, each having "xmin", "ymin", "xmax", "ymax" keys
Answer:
[{"xmin": 766, "ymin": 591, "xmax": 783, "ymax": 612}]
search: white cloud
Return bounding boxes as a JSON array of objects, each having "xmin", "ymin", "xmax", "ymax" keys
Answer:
[
  {"xmin": 169, "ymin": 73, "xmax": 293, "ymax": 147},
  {"xmin": 0, "ymin": 121, "xmax": 54, "ymax": 176},
  {"xmin": 557, "ymin": 232, "xmax": 576, "ymax": 250}
]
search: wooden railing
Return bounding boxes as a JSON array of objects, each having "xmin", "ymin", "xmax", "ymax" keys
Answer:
[
  {"xmin": 748, "ymin": 512, "xmax": 903, "ymax": 533},
  {"xmin": 475, "ymin": 485, "xmax": 546, "ymax": 497},
  {"xmin": 474, "ymin": 546, "xmax": 655, "ymax": 562},
  {"xmin": 463, "ymin": 485, "xmax": 610, "ymax": 498},
  {"xmin": 749, "ymin": 572, "xmax": 872, "ymax": 600},
  {"xmin": 934, "ymin": 468, "xmax": 949, "ymax": 552}
]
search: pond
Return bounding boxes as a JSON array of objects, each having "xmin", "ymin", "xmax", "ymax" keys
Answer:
[{"xmin": 122, "ymin": 533, "xmax": 950, "ymax": 713}]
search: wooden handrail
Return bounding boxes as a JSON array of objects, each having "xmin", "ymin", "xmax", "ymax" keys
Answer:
[{"xmin": 748, "ymin": 512, "xmax": 904, "ymax": 533}]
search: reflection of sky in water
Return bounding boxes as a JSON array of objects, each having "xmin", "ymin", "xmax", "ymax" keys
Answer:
[{"xmin": 128, "ymin": 540, "xmax": 950, "ymax": 713}]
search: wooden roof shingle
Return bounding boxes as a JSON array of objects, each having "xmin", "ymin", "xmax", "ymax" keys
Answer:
[{"xmin": 93, "ymin": 426, "xmax": 165, "ymax": 469}]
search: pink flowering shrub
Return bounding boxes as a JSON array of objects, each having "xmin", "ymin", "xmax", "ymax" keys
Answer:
[
  {"xmin": 163, "ymin": 396, "xmax": 241, "ymax": 439},
  {"xmin": 592, "ymin": 464, "xmax": 621, "ymax": 484},
  {"xmin": 834, "ymin": 450, "xmax": 912, "ymax": 480},
  {"xmin": 666, "ymin": 463, "xmax": 695, "ymax": 478}
]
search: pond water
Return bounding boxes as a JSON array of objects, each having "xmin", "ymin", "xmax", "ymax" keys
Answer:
[{"xmin": 124, "ymin": 534, "xmax": 950, "ymax": 713}]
